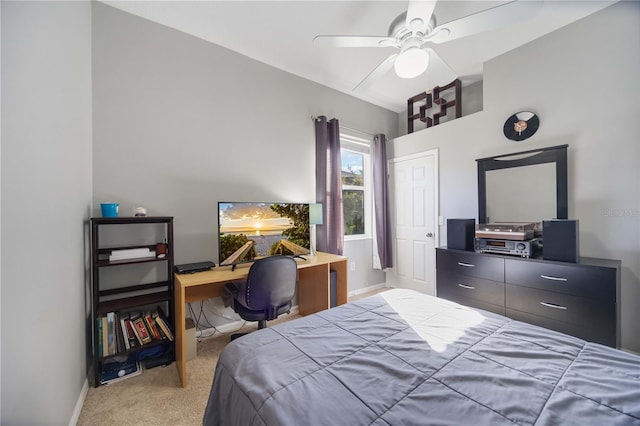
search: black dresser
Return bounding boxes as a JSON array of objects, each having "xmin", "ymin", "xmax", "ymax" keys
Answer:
[{"xmin": 436, "ymin": 247, "xmax": 621, "ymax": 348}]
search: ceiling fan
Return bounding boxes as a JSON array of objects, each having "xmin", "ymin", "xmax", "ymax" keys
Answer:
[{"xmin": 314, "ymin": 0, "xmax": 542, "ymax": 92}]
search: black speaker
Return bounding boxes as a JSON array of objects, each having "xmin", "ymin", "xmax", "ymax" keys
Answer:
[
  {"xmin": 543, "ymin": 219, "xmax": 580, "ymax": 263},
  {"xmin": 447, "ymin": 219, "xmax": 475, "ymax": 251}
]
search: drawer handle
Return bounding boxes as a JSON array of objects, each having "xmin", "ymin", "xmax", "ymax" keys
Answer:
[
  {"xmin": 540, "ymin": 301, "xmax": 568, "ymax": 310},
  {"xmin": 457, "ymin": 262, "xmax": 475, "ymax": 268},
  {"xmin": 457, "ymin": 283, "xmax": 476, "ymax": 290},
  {"xmin": 540, "ymin": 275, "xmax": 568, "ymax": 282}
]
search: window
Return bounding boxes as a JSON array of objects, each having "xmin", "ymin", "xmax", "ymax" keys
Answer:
[{"xmin": 340, "ymin": 131, "xmax": 371, "ymax": 239}]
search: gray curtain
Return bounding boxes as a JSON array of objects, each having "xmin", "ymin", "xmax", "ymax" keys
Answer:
[
  {"xmin": 315, "ymin": 116, "xmax": 344, "ymax": 255},
  {"xmin": 372, "ymin": 134, "xmax": 393, "ymax": 268}
]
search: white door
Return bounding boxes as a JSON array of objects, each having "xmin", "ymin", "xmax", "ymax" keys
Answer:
[{"xmin": 388, "ymin": 150, "xmax": 439, "ymax": 295}]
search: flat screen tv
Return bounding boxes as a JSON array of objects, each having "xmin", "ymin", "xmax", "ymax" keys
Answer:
[{"xmin": 218, "ymin": 202, "xmax": 310, "ymax": 267}]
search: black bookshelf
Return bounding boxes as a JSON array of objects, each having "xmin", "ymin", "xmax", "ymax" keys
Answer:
[{"xmin": 89, "ymin": 216, "xmax": 175, "ymax": 386}]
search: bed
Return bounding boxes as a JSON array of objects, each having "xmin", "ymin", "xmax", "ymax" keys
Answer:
[{"xmin": 203, "ymin": 289, "xmax": 640, "ymax": 425}]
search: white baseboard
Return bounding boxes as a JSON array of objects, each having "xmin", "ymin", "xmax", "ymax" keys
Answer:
[
  {"xmin": 348, "ymin": 283, "xmax": 389, "ymax": 298},
  {"xmin": 69, "ymin": 378, "xmax": 88, "ymax": 426}
]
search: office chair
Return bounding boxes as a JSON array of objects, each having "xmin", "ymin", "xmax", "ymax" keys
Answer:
[{"xmin": 223, "ymin": 255, "xmax": 297, "ymax": 340}]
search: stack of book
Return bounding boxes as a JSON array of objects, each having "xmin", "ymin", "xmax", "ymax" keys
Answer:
[
  {"xmin": 125, "ymin": 309, "xmax": 174, "ymax": 349},
  {"xmin": 96, "ymin": 306, "xmax": 174, "ymax": 357},
  {"xmin": 109, "ymin": 248, "xmax": 156, "ymax": 262}
]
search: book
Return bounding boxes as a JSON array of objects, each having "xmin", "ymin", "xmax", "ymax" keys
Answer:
[
  {"xmin": 144, "ymin": 312, "xmax": 161, "ymax": 341},
  {"xmin": 115, "ymin": 312, "xmax": 125, "ymax": 353},
  {"xmin": 109, "ymin": 250, "xmax": 155, "ymax": 262},
  {"xmin": 131, "ymin": 314, "xmax": 152, "ymax": 345},
  {"xmin": 128, "ymin": 316, "xmax": 144, "ymax": 346},
  {"xmin": 106, "ymin": 312, "xmax": 117, "ymax": 355},
  {"xmin": 154, "ymin": 319, "xmax": 168, "ymax": 341},
  {"xmin": 152, "ymin": 311, "xmax": 169, "ymax": 341},
  {"xmin": 124, "ymin": 317, "xmax": 140, "ymax": 348},
  {"xmin": 100, "ymin": 353, "xmax": 142, "ymax": 385},
  {"xmin": 119, "ymin": 314, "xmax": 130, "ymax": 351},
  {"xmin": 97, "ymin": 318, "xmax": 103, "ymax": 357},
  {"xmin": 101, "ymin": 317, "xmax": 109, "ymax": 356},
  {"xmin": 154, "ymin": 308, "xmax": 174, "ymax": 341},
  {"xmin": 110, "ymin": 248, "xmax": 151, "ymax": 256}
]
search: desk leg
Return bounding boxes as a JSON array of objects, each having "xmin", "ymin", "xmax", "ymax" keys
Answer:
[
  {"xmin": 297, "ymin": 264, "xmax": 330, "ymax": 316},
  {"xmin": 175, "ymin": 282, "xmax": 187, "ymax": 387},
  {"xmin": 331, "ymin": 259, "xmax": 348, "ymax": 306},
  {"xmin": 297, "ymin": 259, "xmax": 349, "ymax": 315}
]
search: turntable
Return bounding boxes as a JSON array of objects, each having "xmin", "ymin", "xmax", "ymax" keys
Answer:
[{"xmin": 475, "ymin": 222, "xmax": 538, "ymax": 241}]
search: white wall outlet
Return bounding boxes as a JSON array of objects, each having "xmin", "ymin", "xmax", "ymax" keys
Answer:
[
  {"xmin": 439, "ymin": 215, "xmax": 444, "ymax": 226},
  {"xmin": 350, "ymin": 261, "xmax": 356, "ymax": 271}
]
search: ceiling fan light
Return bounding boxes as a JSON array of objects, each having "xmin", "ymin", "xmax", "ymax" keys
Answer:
[{"xmin": 394, "ymin": 48, "xmax": 429, "ymax": 79}]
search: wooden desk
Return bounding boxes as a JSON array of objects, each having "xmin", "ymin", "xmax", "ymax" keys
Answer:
[{"xmin": 173, "ymin": 252, "xmax": 348, "ymax": 387}]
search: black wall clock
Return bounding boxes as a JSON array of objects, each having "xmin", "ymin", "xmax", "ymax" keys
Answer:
[{"xmin": 503, "ymin": 111, "xmax": 539, "ymax": 141}]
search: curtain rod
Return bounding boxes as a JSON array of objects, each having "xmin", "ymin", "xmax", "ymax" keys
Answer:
[{"xmin": 310, "ymin": 115, "xmax": 374, "ymax": 138}]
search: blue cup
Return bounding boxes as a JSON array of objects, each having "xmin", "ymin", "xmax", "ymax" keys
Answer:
[{"xmin": 100, "ymin": 203, "xmax": 119, "ymax": 218}]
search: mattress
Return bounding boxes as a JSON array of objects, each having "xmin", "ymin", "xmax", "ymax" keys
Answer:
[{"xmin": 203, "ymin": 289, "xmax": 640, "ymax": 425}]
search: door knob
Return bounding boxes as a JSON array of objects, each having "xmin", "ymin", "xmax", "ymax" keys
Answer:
[{"xmin": 426, "ymin": 232, "xmax": 434, "ymax": 238}]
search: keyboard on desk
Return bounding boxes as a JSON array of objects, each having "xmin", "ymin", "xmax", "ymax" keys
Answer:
[{"xmin": 174, "ymin": 261, "xmax": 215, "ymax": 274}]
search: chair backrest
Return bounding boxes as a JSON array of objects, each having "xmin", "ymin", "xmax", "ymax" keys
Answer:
[{"xmin": 243, "ymin": 255, "xmax": 297, "ymax": 311}]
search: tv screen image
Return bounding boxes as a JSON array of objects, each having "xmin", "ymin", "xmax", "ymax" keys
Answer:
[{"xmin": 218, "ymin": 202, "xmax": 310, "ymax": 266}]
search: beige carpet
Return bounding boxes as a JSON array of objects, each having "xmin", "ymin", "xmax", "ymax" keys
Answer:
[
  {"xmin": 77, "ymin": 288, "xmax": 386, "ymax": 425},
  {"xmin": 77, "ymin": 316, "xmax": 296, "ymax": 426}
]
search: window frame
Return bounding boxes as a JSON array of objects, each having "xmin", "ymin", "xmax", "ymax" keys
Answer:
[{"xmin": 340, "ymin": 131, "xmax": 372, "ymax": 241}]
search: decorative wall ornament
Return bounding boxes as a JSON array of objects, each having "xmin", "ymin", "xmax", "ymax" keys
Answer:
[
  {"xmin": 503, "ymin": 111, "xmax": 539, "ymax": 141},
  {"xmin": 407, "ymin": 79, "xmax": 461, "ymax": 134}
]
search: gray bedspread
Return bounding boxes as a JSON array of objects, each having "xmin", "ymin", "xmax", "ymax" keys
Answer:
[{"xmin": 203, "ymin": 289, "xmax": 640, "ymax": 425}]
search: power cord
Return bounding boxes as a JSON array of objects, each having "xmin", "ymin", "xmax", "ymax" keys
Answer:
[
  {"xmin": 187, "ymin": 302, "xmax": 218, "ymax": 339},
  {"xmin": 187, "ymin": 301, "xmax": 248, "ymax": 341}
]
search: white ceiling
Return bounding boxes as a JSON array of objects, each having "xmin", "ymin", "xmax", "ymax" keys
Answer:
[{"xmin": 102, "ymin": 1, "xmax": 616, "ymax": 113}]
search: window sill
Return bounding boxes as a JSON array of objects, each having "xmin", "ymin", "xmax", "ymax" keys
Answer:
[{"xmin": 344, "ymin": 235, "xmax": 371, "ymax": 242}]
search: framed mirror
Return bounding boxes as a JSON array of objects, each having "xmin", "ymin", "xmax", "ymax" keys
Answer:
[{"xmin": 477, "ymin": 145, "xmax": 568, "ymax": 224}]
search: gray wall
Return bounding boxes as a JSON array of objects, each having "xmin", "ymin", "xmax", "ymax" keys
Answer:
[
  {"xmin": 389, "ymin": 1, "xmax": 640, "ymax": 353},
  {"xmin": 92, "ymin": 3, "xmax": 395, "ymax": 323},
  {"xmin": 1, "ymin": 1, "xmax": 92, "ymax": 424}
]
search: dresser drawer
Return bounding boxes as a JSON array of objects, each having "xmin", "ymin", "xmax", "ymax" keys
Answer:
[
  {"xmin": 437, "ymin": 270, "xmax": 505, "ymax": 307},
  {"xmin": 505, "ymin": 259, "xmax": 616, "ymax": 302},
  {"xmin": 506, "ymin": 284, "xmax": 615, "ymax": 328},
  {"xmin": 436, "ymin": 249, "xmax": 504, "ymax": 282}
]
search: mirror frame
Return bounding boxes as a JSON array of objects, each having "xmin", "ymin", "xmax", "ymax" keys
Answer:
[{"xmin": 477, "ymin": 144, "xmax": 568, "ymax": 224}]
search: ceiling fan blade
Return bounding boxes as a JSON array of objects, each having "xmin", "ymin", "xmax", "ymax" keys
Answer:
[
  {"xmin": 406, "ymin": 1, "xmax": 437, "ymax": 35},
  {"xmin": 353, "ymin": 53, "xmax": 398, "ymax": 93},
  {"xmin": 423, "ymin": 48, "xmax": 458, "ymax": 87},
  {"xmin": 430, "ymin": 0, "xmax": 543, "ymax": 44},
  {"xmin": 314, "ymin": 35, "xmax": 398, "ymax": 48}
]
